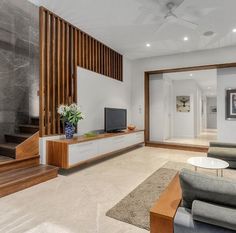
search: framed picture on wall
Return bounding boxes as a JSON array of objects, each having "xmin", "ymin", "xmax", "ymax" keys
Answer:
[
  {"xmin": 226, "ymin": 88, "xmax": 236, "ymax": 120},
  {"xmin": 176, "ymin": 96, "xmax": 190, "ymax": 112}
]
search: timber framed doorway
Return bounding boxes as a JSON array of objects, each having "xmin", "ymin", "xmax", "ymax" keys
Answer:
[{"xmin": 144, "ymin": 62, "xmax": 236, "ymax": 152}]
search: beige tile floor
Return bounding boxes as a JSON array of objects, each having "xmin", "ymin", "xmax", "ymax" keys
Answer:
[
  {"xmin": 164, "ymin": 129, "xmax": 218, "ymax": 146},
  {"xmin": 0, "ymin": 146, "xmax": 230, "ymax": 233}
]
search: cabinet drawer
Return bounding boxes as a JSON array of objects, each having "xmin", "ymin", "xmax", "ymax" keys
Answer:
[
  {"xmin": 98, "ymin": 138, "xmax": 114, "ymax": 155},
  {"xmin": 68, "ymin": 141, "xmax": 98, "ymax": 166},
  {"xmin": 132, "ymin": 132, "xmax": 144, "ymax": 144},
  {"xmin": 98, "ymin": 135, "xmax": 126, "ymax": 154},
  {"xmin": 111, "ymin": 135, "xmax": 126, "ymax": 150}
]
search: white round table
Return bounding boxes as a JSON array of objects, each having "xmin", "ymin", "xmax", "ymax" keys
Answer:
[{"xmin": 187, "ymin": 157, "xmax": 229, "ymax": 177}]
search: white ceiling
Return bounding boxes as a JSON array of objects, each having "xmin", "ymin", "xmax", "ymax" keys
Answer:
[
  {"xmin": 164, "ymin": 69, "xmax": 217, "ymax": 96},
  {"xmin": 29, "ymin": 0, "xmax": 236, "ymax": 60}
]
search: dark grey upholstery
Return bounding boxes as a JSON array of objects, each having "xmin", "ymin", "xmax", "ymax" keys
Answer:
[
  {"xmin": 208, "ymin": 142, "xmax": 236, "ymax": 168},
  {"xmin": 192, "ymin": 200, "xmax": 236, "ymax": 231},
  {"xmin": 179, "ymin": 169, "xmax": 236, "ymax": 209},
  {"xmin": 209, "ymin": 142, "xmax": 236, "ymax": 148},
  {"xmin": 174, "ymin": 207, "xmax": 235, "ymax": 233}
]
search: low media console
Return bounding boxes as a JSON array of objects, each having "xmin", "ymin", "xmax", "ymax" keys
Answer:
[{"xmin": 46, "ymin": 129, "xmax": 144, "ymax": 169}]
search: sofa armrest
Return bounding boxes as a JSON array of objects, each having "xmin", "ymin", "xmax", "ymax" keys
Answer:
[
  {"xmin": 209, "ymin": 142, "xmax": 236, "ymax": 148},
  {"xmin": 192, "ymin": 200, "xmax": 236, "ymax": 231},
  {"xmin": 150, "ymin": 174, "xmax": 182, "ymax": 233}
]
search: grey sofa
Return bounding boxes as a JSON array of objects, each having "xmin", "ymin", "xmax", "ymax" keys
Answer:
[
  {"xmin": 174, "ymin": 169, "xmax": 236, "ymax": 233},
  {"xmin": 208, "ymin": 142, "xmax": 236, "ymax": 168}
]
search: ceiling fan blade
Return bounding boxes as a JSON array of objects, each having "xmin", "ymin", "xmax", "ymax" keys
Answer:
[
  {"xmin": 174, "ymin": 17, "xmax": 198, "ymax": 30},
  {"xmin": 165, "ymin": 10, "xmax": 178, "ymax": 19},
  {"xmin": 154, "ymin": 20, "xmax": 167, "ymax": 34},
  {"xmin": 180, "ymin": 17, "xmax": 198, "ymax": 26}
]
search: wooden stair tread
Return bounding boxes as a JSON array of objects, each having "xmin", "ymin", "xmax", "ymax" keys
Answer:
[
  {"xmin": 5, "ymin": 133, "xmax": 32, "ymax": 138},
  {"xmin": 0, "ymin": 143, "xmax": 18, "ymax": 149},
  {"xmin": 5, "ymin": 133, "xmax": 32, "ymax": 144},
  {"xmin": 18, "ymin": 124, "xmax": 39, "ymax": 128},
  {"xmin": 0, "ymin": 155, "xmax": 13, "ymax": 162},
  {"xmin": 0, "ymin": 155, "xmax": 39, "ymax": 173},
  {"xmin": 0, "ymin": 165, "xmax": 58, "ymax": 186}
]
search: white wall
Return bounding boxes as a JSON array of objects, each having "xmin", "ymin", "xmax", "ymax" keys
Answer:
[
  {"xmin": 217, "ymin": 68, "xmax": 236, "ymax": 142},
  {"xmin": 196, "ymin": 87, "xmax": 202, "ymax": 136},
  {"xmin": 39, "ymin": 58, "xmax": 133, "ymax": 164},
  {"xmin": 131, "ymin": 46, "xmax": 236, "ymax": 129},
  {"xmin": 207, "ymin": 97, "xmax": 217, "ymax": 129},
  {"xmin": 149, "ymin": 76, "xmax": 203, "ymax": 140},
  {"xmin": 77, "ymin": 58, "xmax": 132, "ymax": 134},
  {"xmin": 172, "ymin": 80, "xmax": 196, "ymax": 138},
  {"xmin": 201, "ymin": 96, "xmax": 207, "ymax": 130},
  {"xmin": 149, "ymin": 74, "xmax": 164, "ymax": 141}
]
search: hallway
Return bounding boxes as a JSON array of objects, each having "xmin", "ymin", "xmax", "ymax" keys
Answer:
[{"xmin": 164, "ymin": 129, "xmax": 217, "ymax": 146}]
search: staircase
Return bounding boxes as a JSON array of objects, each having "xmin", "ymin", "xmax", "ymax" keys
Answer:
[
  {"xmin": 0, "ymin": 117, "xmax": 39, "ymax": 159},
  {"xmin": 0, "ymin": 117, "xmax": 58, "ymax": 198}
]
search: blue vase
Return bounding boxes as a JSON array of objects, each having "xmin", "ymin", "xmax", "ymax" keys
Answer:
[{"xmin": 64, "ymin": 122, "xmax": 75, "ymax": 139}]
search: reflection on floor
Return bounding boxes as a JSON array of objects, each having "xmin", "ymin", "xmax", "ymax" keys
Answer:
[
  {"xmin": 0, "ymin": 146, "xmax": 235, "ymax": 233},
  {"xmin": 164, "ymin": 129, "xmax": 217, "ymax": 146}
]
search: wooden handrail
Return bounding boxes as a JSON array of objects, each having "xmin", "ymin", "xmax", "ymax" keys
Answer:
[{"xmin": 150, "ymin": 174, "xmax": 182, "ymax": 233}]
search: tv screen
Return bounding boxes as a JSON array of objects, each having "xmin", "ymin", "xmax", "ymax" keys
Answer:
[{"xmin": 104, "ymin": 108, "xmax": 127, "ymax": 132}]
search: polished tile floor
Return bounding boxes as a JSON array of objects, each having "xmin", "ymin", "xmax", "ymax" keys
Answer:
[
  {"xmin": 0, "ymin": 146, "xmax": 232, "ymax": 233},
  {"xmin": 164, "ymin": 129, "xmax": 218, "ymax": 146}
]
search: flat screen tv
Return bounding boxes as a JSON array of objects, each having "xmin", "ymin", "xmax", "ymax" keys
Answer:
[{"xmin": 104, "ymin": 108, "xmax": 127, "ymax": 132}]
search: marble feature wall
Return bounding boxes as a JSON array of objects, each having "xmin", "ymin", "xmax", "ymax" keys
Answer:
[{"xmin": 0, "ymin": 0, "xmax": 39, "ymax": 142}]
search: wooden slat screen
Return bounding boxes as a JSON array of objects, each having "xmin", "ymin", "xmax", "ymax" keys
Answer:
[
  {"xmin": 40, "ymin": 7, "xmax": 123, "ymax": 136},
  {"xmin": 40, "ymin": 8, "xmax": 77, "ymax": 136}
]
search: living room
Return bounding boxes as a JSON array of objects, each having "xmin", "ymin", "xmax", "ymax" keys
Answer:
[{"xmin": 0, "ymin": 0, "xmax": 236, "ymax": 233}]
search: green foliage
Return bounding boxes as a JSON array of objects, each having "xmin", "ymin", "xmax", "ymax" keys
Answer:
[{"xmin": 58, "ymin": 103, "xmax": 83, "ymax": 126}]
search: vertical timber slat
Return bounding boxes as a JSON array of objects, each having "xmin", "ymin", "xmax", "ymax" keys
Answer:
[{"xmin": 40, "ymin": 7, "xmax": 123, "ymax": 136}]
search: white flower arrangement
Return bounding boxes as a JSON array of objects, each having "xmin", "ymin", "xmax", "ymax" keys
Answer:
[{"xmin": 57, "ymin": 103, "xmax": 83, "ymax": 126}]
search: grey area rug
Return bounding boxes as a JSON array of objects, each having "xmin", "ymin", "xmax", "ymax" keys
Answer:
[
  {"xmin": 106, "ymin": 166, "xmax": 178, "ymax": 231},
  {"xmin": 106, "ymin": 161, "xmax": 236, "ymax": 231}
]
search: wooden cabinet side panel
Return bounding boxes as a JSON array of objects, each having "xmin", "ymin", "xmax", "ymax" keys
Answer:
[
  {"xmin": 47, "ymin": 141, "xmax": 68, "ymax": 168},
  {"xmin": 150, "ymin": 213, "xmax": 173, "ymax": 233}
]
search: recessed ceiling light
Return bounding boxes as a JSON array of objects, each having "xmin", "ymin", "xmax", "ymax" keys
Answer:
[
  {"xmin": 233, "ymin": 28, "xmax": 236, "ymax": 33},
  {"xmin": 190, "ymin": 73, "xmax": 193, "ymax": 77},
  {"xmin": 146, "ymin": 43, "xmax": 151, "ymax": 47},
  {"xmin": 183, "ymin": 36, "xmax": 189, "ymax": 41},
  {"xmin": 207, "ymin": 87, "xmax": 212, "ymax": 89}
]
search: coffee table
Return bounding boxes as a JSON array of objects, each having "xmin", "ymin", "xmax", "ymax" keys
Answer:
[{"xmin": 187, "ymin": 157, "xmax": 229, "ymax": 177}]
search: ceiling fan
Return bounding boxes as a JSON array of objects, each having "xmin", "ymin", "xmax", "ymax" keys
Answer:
[{"xmin": 156, "ymin": 1, "xmax": 199, "ymax": 31}]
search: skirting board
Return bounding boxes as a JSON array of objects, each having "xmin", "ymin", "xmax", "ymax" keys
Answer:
[{"xmin": 146, "ymin": 141, "xmax": 209, "ymax": 153}]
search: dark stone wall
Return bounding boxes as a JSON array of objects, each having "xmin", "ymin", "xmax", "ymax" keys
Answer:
[{"xmin": 0, "ymin": 0, "xmax": 39, "ymax": 142}]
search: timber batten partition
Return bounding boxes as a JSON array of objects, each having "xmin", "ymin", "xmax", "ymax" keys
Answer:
[{"xmin": 40, "ymin": 7, "xmax": 123, "ymax": 136}]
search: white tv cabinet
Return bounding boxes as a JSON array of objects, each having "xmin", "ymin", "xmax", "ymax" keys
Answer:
[{"xmin": 47, "ymin": 130, "xmax": 144, "ymax": 169}]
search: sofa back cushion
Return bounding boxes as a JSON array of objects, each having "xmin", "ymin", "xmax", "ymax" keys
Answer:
[
  {"xmin": 179, "ymin": 169, "xmax": 236, "ymax": 209},
  {"xmin": 192, "ymin": 200, "xmax": 236, "ymax": 231}
]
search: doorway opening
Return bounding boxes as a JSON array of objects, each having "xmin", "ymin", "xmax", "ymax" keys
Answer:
[
  {"xmin": 149, "ymin": 69, "xmax": 218, "ymax": 147},
  {"xmin": 145, "ymin": 63, "xmax": 236, "ymax": 151}
]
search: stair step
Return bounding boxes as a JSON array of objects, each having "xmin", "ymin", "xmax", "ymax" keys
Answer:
[
  {"xmin": 5, "ymin": 134, "xmax": 32, "ymax": 143},
  {"xmin": 0, "ymin": 155, "xmax": 13, "ymax": 163},
  {"xmin": 18, "ymin": 124, "xmax": 39, "ymax": 134},
  {"xmin": 30, "ymin": 117, "xmax": 39, "ymax": 126},
  {"xmin": 0, "ymin": 155, "xmax": 39, "ymax": 173},
  {"xmin": 0, "ymin": 143, "xmax": 18, "ymax": 158},
  {"xmin": 0, "ymin": 165, "xmax": 58, "ymax": 198}
]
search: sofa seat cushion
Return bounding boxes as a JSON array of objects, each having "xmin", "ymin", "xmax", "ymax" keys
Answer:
[
  {"xmin": 174, "ymin": 207, "xmax": 235, "ymax": 233},
  {"xmin": 179, "ymin": 169, "xmax": 236, "ymax": 209},
  {"xmin": 208, "ymin": 147, "xmax": 236, "ymax": 160},
  {"xmin": 192, "ymin": 200, "xmax": 236, "ymax": 231}
]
